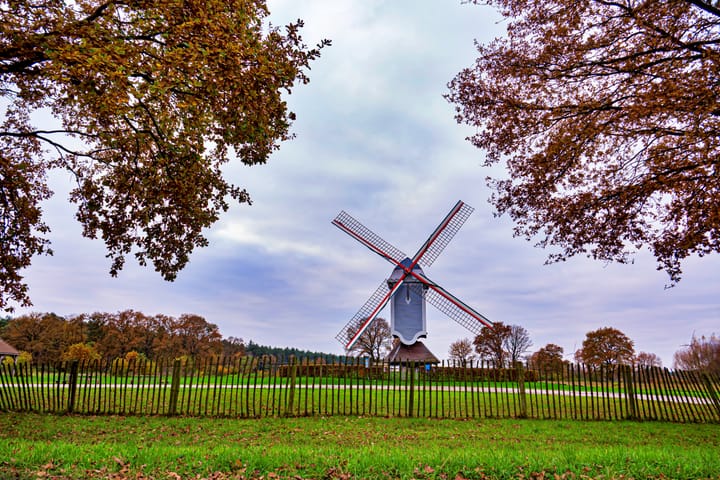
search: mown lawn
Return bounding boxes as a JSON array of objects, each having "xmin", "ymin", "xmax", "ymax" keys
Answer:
[{"xmin": 1, "ymin": 413, "xmax": 718, "ymax": 479}]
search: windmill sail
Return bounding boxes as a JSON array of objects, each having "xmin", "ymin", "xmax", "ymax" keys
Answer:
[
  {"xmin": 413, "ymin": 201, "xmax": 474, "ymax": 267},
  {"xmin": 335, "ymin": 281, "xmax": 392, "ymax": 349},
  {"xmin": 332, "ymin": 211, "xmax": 407, "ymax": 265},
  {"xmin": 425, "ymin": 285, "xmax": 492, "ymax": 336},
  {"xmin": 332, "ymin": 200, "xmax": 494, "ymax": 350}
]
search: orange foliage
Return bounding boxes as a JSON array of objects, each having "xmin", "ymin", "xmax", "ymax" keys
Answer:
[
  {"xmin": 576, "ymin": 327, "xmax": 635, "ymax": 367},
  {"xmin": 62, "ymin": 343, "xmax": 101, "ymax": 363},
  {"xmin": 448, "ymin": 0, "xmax": 720, "ymax": 284},
  {"xmin": 1, "ymin": 1, "xmax": 329, "ymax": 310}
]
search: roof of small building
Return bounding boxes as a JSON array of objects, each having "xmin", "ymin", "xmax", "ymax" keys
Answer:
[
  {"xmin": 386, "ymin": 341, "xmax": 439, "ymax": 365},
  {"xmin": 0, "ymin": 338, "xmax": 19, "ymax": 356}
]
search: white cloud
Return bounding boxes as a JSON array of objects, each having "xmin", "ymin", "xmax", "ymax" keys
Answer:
[{"xmin": 9, "ymin": 1, "xmax": 719, "ymax": 367}]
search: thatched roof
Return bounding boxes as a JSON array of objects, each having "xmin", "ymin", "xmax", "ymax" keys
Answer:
[
  {"xmin": 0, "ymin": 338, "xmax": 19, "ymax": 357},
  {"xmin": 386, "ymin": 341, "xmax": 439, "ymax": 365}
]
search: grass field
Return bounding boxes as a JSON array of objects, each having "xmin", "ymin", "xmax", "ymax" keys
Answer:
[{"xmin": 1, "ymin": 413, "xmax": 718, "ymax": 479}]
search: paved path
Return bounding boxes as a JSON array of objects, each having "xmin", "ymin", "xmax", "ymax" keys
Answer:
[{"xmin": 3, "ymin": 382, "xmax": 716, "ymax": 407}]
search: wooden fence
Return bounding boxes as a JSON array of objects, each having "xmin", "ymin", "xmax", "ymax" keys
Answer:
[{"xmin": 1, "ymin": 357, "xmax": 719, "ymax": 423}]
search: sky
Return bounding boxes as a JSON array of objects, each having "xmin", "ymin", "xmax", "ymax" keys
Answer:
[{"xmin": 10, "ymin": 0, "xmax": 720, "ymax": 367}]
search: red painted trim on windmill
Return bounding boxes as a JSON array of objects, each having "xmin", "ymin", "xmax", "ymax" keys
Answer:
[
  {"xmin": 345, "ymin": 272, "xmax": 410, "ymax": 349},
  {"xmin": 388, "ymin": 201, "xmax": 464, "ymax": 291},
  {"xmin": 370, "ymin": 201, "xmax": 466, "ymax": 294},
  {"xmin": 334, "ymin": 200, "xmax": 492, "ymax": 349},
  {"xmin": 332, "ymin": 219, "xmax": 401, "ymax": 265},
  {"xmin": 410, "ymin": 200, "xmax": 464, "ymax": 266},
  {"xmin": 406, "ymin": 269, "xmax": 494, "ymax": 328}
]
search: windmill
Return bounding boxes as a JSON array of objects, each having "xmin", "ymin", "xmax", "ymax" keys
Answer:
[{"xmin": 332, "ymin": 200, "xmax": 493, "ymax": 363}]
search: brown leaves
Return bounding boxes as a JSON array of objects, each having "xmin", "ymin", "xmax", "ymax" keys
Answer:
[
  {"xmin": 0, "ymin": 145, "xmax": 53, "ymax": 312},
  {"xmin": 473, "ymin": 322, "xmax": 512, "ymax": 367},
  {"xmin": 576, "ymin": 327, "xmax": 635, "ymax": 367},
  {"xmin": 0, "ymin": 1, "xmax": 330, "ymax": 310},
  {"xmin": 447, "ymin": 0, "xmax": 720, "ymax": 284},
  {"xmin": 448, "ymin": 338, "xmax": 475, "ymax": 364},
  {"xmin": 346, "ymin": 318, "xmax": 392, "ymax": 362},
  {"xmin": 673, "ymin": 333, "xmax": 720, "ymax": 373},
  {"xmin": 3, "ymin": 310, "xmax": 223, "ymax": 362}
]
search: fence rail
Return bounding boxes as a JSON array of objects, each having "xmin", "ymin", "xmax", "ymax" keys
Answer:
[{"xmin": 1, "ymin": 357, "xmax": 719, "ymax": 423}]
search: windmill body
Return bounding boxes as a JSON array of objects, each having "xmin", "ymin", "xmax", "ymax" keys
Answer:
[
  {"xmin": 388, "ymin": 258, "xmax": 427, "ymax": 345},
  {"xmin": 332, "ymin": 200, "xmax": 495, "ymax": 361}
]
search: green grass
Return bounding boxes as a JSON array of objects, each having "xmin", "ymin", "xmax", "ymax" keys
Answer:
[{"xmin": 1, "ymin": 413, "xmax": 718, "ymax": 479}]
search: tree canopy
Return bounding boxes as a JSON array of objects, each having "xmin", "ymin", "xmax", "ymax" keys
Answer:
[
  {"xmin": 345, "ymin": 318, "xmax": 392, "ymax": 363},
  {"xmin": 575, "ymin": 327, "xmax": 635, "ymax": 367},
  {"xmin": 473, "ymin": 322, "xmax": 512, "ymax": 367},
  {"xmin": 505, "ymin": 324, "xmax": 532, "ymax": 365},
  {"xmin": 448, "ymin": 338, "xmax": 476, "ymax": 364},
  {"xmin": 447, "ymin": 0, "xmax": 720, "ymax": 284},
  {"xmin": 673, "ymin": 333, "xmax": 719, "ymax": 373},
  {"xmin": 1, "ymin": 310, "xmax": 224, "ymax": 362},
  {"xmin": 635, "ymin": 351, "xmax": 662, "ymax": 368},
  {"xmin": 529, "ymin": 343, "xmax": 566, "ymax": 373},
  {"xmin": 243, "ymin": 340, "xmax": 345, "ymax": 364},
  {"xmin": 0, "ymin": 0, "xmax": 329, "ymax": 311}
]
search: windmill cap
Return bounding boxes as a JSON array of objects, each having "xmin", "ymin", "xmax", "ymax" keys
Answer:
[{"xmin": 388, "ymin": 257, "xmax": 425, "ymax": 283}]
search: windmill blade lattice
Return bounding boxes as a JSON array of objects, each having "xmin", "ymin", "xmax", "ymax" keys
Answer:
[
  {"xmin": 414, "ymin": 201, "xmax": 475, "ymax": 267},
  {"xmin": 332, "ymin": 210, "xmax": 407, "ymax": 265},
  {"xmin": 332, "ymin": 199, "xmax": 494, "ymax": 351},
  {"xmin": 334, "ymin": 281, "xmax": 391, "ymax": 345},
  {"xmin": 425, "ymin": 286, "xmax": 492, "ymax": 336}
]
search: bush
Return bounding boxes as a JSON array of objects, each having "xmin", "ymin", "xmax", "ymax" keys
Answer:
[
  {"xmin": 112, "ymin": 351, "xmax": 157, "ymax": 376},
  {"xmin": 62, "ymin": 343, "xmax": 100, "ymax": 363}
]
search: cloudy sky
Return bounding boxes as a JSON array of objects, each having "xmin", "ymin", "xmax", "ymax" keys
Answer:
[{"xmin": 12, "ymin": 1, "xmax": 719, "ymax": 366}]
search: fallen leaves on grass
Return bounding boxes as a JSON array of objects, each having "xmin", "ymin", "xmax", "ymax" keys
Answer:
[{"xmin": 3, "ymin": 468, "xmax": 700, "ymax": 480}]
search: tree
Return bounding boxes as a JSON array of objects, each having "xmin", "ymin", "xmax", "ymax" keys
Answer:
[
  {"xmin": 88, "ymin": 310, "xmax": 148, "ymax": 359},
  {"xmin": 62, "ymin": 342, "xmax": 101, "ymax": 363},
  {"xmin": 473, "ymin": 322, "xmax": 512, "ymax": 367},
  {"xmin": 243, "ymin": 340, "xmax": 343, "ymax": 363},
  {"xmin": 576, "ymin": 327, "xmax": 635, "ymax": 367},
  {"xmin": 447, "ymin": 0, "xmax": 720, "ymax": 285},
  {"xmin": 2, "ymin": 310, "xmax": 232, "ymax": 361},
  {"xmin": 0, "ymin": 1, "xmax": 330, "ymax": 311},
  {"xmin": 504, "ymin": 324, "xmax": 532, "ymax": 366},
  {"xmin": 530, "ymin": 343, "xmax": 566, "ymax": 373},
  {"xmin": 673, "ymin": 334, "xmax": 720, "ymax": 374},
  {"xmin": 635, "ymin": 351, "xmax": 662, "ymax": 368},
  {"xmin": 171, "ymin": 313, "xmax": 223, "ymax": 358},
  {"xmin": 1, "ymin": 312, "xmax": 83, "ymax": 363},
  {"xmin": 448, "ymin": 338, "xmax": 476, "ymax": 365},
  {"xmin": 346, "ymin": 318, "xmax": 392, "ymax": 363},
  {"xmin": 2, "ymin": 350, "xmax": 32, "ymax": 367},
  {"xmin": 222, "ymin": 337, "xmax": 246, "ymax": 358}
]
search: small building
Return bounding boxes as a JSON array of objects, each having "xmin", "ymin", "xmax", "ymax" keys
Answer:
[
  {"xmin": 386, "ymin": 341, "xmax": 439, "ymax": 365},
  {"xmin": 0, "ymin": 338, "xmax": 19, "ymax": 362}
]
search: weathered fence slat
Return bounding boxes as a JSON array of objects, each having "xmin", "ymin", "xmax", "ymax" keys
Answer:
[
  {"xmin": 0, "ymin": 363, "xmax": 13, "ymax": 410},
  {"xmin": 0, "ymin": 358, "xmax": 718, "ymax": 423},
  {"xmin": 701, "ymin": 372, "xmax": 720, "ymax": 420}
]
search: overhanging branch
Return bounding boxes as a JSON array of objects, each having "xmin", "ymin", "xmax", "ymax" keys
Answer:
[{"xmin": 686, "ymin": 0, "xmax": 720, "ymax": 18}]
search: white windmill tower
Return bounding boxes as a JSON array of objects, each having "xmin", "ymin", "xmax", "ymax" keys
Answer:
[{"xmin": 332, "ymin": 200, "xmax": 494, "ymax": 363}]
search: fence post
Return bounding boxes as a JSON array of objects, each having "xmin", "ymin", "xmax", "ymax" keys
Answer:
[
  {"xmin": 168, "ymin": 358, "xmax": 182, "ymax": 416},
  {"xmin": 407, "ymin": 362, "xmax": 415, "ymax": 417},
  {"xmin": 67, "ymin": 360, "xmax": 79, "ymax": 414},
  {"xmin": 622, "ymin": 364, "xmax": 637, "ymax": 420},
  {"xmin": 516, "ymin": 362, "xmax": 527, "ymax": 418},
  {"xmin": 701, "ymin": 373, "xmax": 720, "ymax": 420},
  {"xmin": 286, "ymin": 356, "xmax": 297, "ymax": 417}
]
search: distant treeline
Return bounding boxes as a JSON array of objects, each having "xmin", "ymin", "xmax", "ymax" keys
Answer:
[
  {"xmin": 0, "ymin": 312, "xmax": 341, "ymax": 364},
  {"xmin": 244, "ymin": 340, "xmax": 345, "ymax": 364}
]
